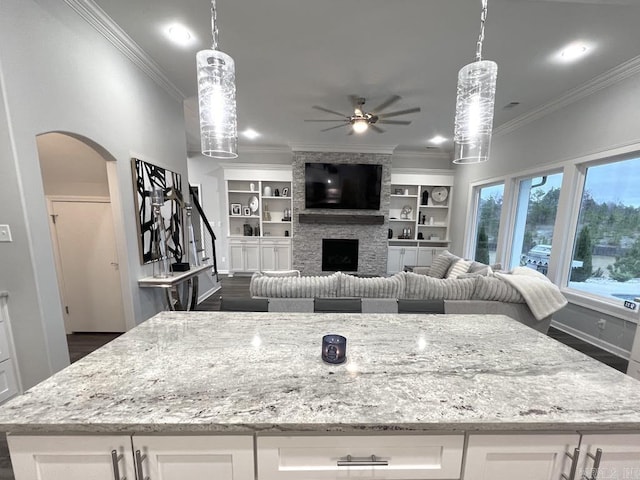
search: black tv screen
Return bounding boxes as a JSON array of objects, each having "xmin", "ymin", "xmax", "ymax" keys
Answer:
[{"xmin": 305, "ymin": 163, "xmax": 382, "ymax": 210}]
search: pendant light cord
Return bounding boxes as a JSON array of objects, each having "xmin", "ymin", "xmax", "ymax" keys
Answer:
[
  {"xmin": 475, "ymin": 0, "xmax": 488, "ymax": 62},
  {"xmin": 211, "ymin": 0, "xmax": 219, "ymax": 50}
]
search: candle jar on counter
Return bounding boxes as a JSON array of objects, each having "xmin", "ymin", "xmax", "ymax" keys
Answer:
[{"xmin": 321, "ymin": 335, "xmax": 347, "ymax": 364}]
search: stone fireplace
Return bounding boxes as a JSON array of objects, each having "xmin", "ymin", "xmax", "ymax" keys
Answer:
[{"xmin": 291, "ymin": 151, "xmax": 391, "ymax": 276}]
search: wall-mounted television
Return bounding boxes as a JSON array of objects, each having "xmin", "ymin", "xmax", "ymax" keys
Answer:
[{"xmin": 305, "ymin": 163, "xmax": 382, "ymax": 210}]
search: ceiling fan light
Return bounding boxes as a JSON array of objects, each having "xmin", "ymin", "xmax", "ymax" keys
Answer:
[
  {"xmin": 197, "ymin": 49, "xmax": 238, "ymax": 158},
  {"xmin": 352, "ymin": 119, "xmax": 369, "ymax": 134},
  {"xmin": 453, "ymin": 60, "xmax": 497, "ymax": 164}
]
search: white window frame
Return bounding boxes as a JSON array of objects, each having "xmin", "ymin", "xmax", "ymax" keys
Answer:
[{"xmin": 463, "ymin": 177, "xmax": 508, "ymax": 265}]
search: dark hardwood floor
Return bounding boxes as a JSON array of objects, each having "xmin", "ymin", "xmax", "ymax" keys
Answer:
[{"xmin": 0, "ymin": 275, "xmax": 629, "ymax": 479}]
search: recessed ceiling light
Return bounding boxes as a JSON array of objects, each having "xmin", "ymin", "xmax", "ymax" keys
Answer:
[
  {"xmin": 242, "ymin": 128, "xmax": 261, "ymax": 140},
  {"xmin": 429, "ymin": 135, "xmax": 447, "ymax": 145},
  {"xmin": 166, "ymin": 24, "xmax": 194, "ymax": 46},
  {"xmin": 557, "ymin": 42, "xmax": 591, "ymax": 62}
]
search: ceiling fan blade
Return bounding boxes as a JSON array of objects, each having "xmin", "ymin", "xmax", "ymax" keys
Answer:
[
  {"xmin": 304, "ymin": 119, "xmax": 347, "ymax": 122},
  {"xmin": 372, "ymin": 95, "xmax": 401, "ymax": 113},
  {"xmin": 312, "ymin": 105, "xmax": 348, "ymax": 118},
  {"xmin": 321, "ymin": 123, "xmax": 349, "ymax": 132},
  {"xmin": 370, "ymin": 124, "xmax": 385, "ymax": 133},
  {"xmin": 378, "ymin": 107, "xmax": 421, "ymax": 119},
  {"xmin": 378, "ymin": 120, "xmax": 412, "ymax": 125}
]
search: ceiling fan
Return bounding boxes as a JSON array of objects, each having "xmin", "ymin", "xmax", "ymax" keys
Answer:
[{"xmin": 305, "ymin": 95, "xmax": 421, "ymax": 134}]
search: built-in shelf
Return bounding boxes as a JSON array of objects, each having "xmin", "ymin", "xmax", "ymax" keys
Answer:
[
  {"xmin": 262, "ymin": 196, "xmax": 291, "ymax": 200},
  {"xmin": 231, "ymin": 215, "xmax": 260, "ymax": 219},
  {"xmin": 389, "ymin": 218, "xmax": 415, "ymax": 222},
  {"xmin": 228, "ymin": 190, "xmax": 257, "ymax": 194},
  {"xmin": 263, "ymin": 221, "xmax": 291, "ymax": 224},
  {"xmin": 390, "ymin": 194, "xmax": 418, "ymax": 198},
  {"xmin": 299, "ymin": 214, "xmax": 385, "ymax": 225},
  {"xmin": 419, "ymin": 205, "xmax": 448, "ymax": 209}
]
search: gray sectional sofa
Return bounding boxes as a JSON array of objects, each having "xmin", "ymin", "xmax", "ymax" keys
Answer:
[{"xmin": 249, "ymin": 252, "xmax": 568, "ymax": 334}]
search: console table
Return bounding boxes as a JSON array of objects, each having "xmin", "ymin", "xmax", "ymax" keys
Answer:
[{"xmin": 138, "ymin": 264, "xmax": 211, "ymax": 311}]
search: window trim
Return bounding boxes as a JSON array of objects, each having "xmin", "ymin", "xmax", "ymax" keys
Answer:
[{"xmin": 463, "ymin": 178, "xmax": 507, "ymax": 263}]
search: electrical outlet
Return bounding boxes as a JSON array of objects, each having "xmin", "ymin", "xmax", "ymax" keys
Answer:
[
  {"xmin": 597, "ymin": 318, "xmax": 607, "ymax": 330},
  {"xmin": 0, "ymin": 224, "xmax": 12, "ymax": 242}
]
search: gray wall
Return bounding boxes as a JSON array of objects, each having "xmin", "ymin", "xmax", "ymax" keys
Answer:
[
  {"xmin": 291, "ymin": 151, "xmax": 391, "ymax": 276},
  {"xmin": 0, "ymin": 0, "xmax": 189, "ymax": 389}
]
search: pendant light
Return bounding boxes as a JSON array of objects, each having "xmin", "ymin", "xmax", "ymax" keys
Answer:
[
  {"xmin": 453, "ymin": 0, "xmax": 497, "ymax": 164},
  {"xmin": 196, "ymin": 0, "xmax": 238, "ymax": 158}
]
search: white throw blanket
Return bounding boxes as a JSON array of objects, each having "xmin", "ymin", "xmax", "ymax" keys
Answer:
[{"xmin": 494, "ymin": 267, "xmax": 568, "ymax": 321}]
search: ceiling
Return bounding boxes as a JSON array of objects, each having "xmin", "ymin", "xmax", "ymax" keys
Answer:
[{"xmin": 91, "ymin": 0, "xmax": 640, "ymax": 155}]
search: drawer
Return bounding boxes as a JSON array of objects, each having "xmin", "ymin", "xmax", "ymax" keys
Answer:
[
  {"xmin": 0, "ymin": 358, "xmax": 18, "ymax": 403},
  {"xmin": 257, "ymin": 435, "xmax": 464, "ymax": 480}
]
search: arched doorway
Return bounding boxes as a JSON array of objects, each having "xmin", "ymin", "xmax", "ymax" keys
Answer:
[{"xmin": 37, "ymin": 132, "xmax": 127, "ymax": 333}]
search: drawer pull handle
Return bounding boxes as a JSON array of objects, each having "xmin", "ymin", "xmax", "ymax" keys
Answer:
[
  {"xmin": 111, "ymin": 450, "xmax": 126, "ymax": 480},
  {"xmin": 581, "ymin": 448, "xmax": 603, "ymax": 480},
  {"xmin": 135, "ymin": 449, "xmax": 149, "ymax": 480},
  {"xmin": 561, "ymin": 448, "xmax": 580, "ymax": 480},
  {"xmin": 337, "ymin": 454, "xmax": 388, "ymax": 467}
]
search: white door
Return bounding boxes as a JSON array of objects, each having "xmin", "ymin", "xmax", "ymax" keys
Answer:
[
  {"xmin": 463, "ymin": 434, "xmax": 580, "ymax": 480},
  {"xmin": 8, "ymin": 434, "xmax": 134, "ymax": 480},
  {"xmin": 133, "ymin": 435, "xmax": 254, "ymax": 480},
  {"xmin": 51, "ymin": 200, "xmax": 125, "ymax": 332}
]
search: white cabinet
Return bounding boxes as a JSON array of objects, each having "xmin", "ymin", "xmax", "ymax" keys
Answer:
[
  {"xmin": 133, "ymin": 435, "xmax": 254, "ymax": 480},
  {"xmin": 229, "ymin": 238, "xmax": 260, "ymax": 272},
  {"xmin": 0, "ymin": 294, "xmax": 19, "ymax": 403},
  {"xmin": 9, "ymin": 435, "xmax": 135, "ymax": 480},
  {"xmin": 463, "ymin": 434, "xmax": 580, "ymax": 480},
  {"xmin": 261, "ymin": 239, "xmax": 292, "ymax": 271},
  {"xmin": 578, "ymin": 434, "xmax": 640, "ymax": 479},
  {"xmin": 387, "ymin": 246, "xmax": 418, "ymax": 274},
  {"xmin": 257, "ymin": 435, "xmax": 464, "ymax": 480},
  {"xmin": 8, "ymin": 434, "xmax": 254, "ymax": 480}
]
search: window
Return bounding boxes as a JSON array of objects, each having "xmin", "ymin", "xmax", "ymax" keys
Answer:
[
  {"xmin": 568, "ymin": 156, "xmax": 640, "ymax": 305},
  {"xmin": 508, "ymin": 172, "xmax": 563, "ymax": 274},
  {"xmin": 473, "ymin": 183, "xmax": 504, "ymax": 265}
]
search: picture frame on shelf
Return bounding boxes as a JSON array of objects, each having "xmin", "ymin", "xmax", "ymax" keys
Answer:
[
  {"xmin": 243, "ymin": 206, "xmax": 251, "ymax": 216},
  {"xmin": 282, "ymin": 187, "xmax": 289, "ymax": 197},
  {"xmin": 230, "ymin": 203, "xmax": 242, "ymax": 216}
]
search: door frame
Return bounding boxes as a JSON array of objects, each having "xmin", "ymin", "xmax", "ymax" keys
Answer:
[{"xmin": 46, "ymin": 195, "xmax": 132, "ymax": 333}]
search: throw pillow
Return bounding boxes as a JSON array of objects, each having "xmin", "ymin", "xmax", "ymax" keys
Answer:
[
  {"xmin": 446, "ymin": 259, "xmax": 472, "ymax": 279},
  {"xmin": 427, "ymin": 250, "xmax": 459, "ymax": 279}
]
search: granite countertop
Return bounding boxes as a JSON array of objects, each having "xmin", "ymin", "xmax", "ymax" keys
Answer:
[{"xmin": 1, "ymin": 312, "xmax": 640, "ymax": 434}]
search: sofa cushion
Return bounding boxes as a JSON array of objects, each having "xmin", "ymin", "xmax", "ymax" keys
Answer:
[
  {"xmin": 427, "ymin": 250, "xmax": 459, "ymax": 278},
  {"xmin": 250, "ymin": 272, "xmax": 339, "ymax": 298},
  {"xmin": 338, "ymin": 272, "xmax": 405, "ymax": 298},
  {"xmin": 446, "ymin": 259, "xmax": 472, "ymax": 279},
  {"xmin": 472, "ymin": 275, "xmax": 525, "ymax": 303},
  {"xmin": 402, "ymin": 272, "xmax": 476, "ymax": 300},
  {"xmin": 260, "ymin": 269, "xmax": 301, "ymax": 277}
]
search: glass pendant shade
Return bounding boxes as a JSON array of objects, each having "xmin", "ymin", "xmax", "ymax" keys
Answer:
[
  {"xmin": 453, "ymin": 60, "xmax": 498, "ymax": 164},
  {"xmin": 197, "ymin": 49, "xmax": 238, "ymax": 158}
]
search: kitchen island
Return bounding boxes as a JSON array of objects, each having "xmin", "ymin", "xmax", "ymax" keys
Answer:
[{"xmin": 2, "ymin": 312, "xmax": 640, "ymax": 479}]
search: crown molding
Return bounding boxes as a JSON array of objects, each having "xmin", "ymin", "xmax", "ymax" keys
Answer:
[
  {"xmin": 238, "ymin": 145, "xmax": 293, "ymax": 155},
  {"xmin": 494, "ymin": 54, "xmax": 640, "ymax": 137},
  {"xmin": 64, "ymin": 0, "xmax": 186, "ymax": 102},
  {"xmin": 393, "ymin": 149, "xmax": 451, "ymax": 160},
  {"xmin": 289, "ymin": 143, "xmax": 397, "ymax": 154}
]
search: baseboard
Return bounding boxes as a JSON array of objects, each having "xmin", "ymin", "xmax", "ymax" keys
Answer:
[
  {"xmin": 199, "ymin": 284, "xmax": 221, "ymax": 303},
  {"xmin": 550, "ymin": 320, "xmax": 631, "ymax": 360}
]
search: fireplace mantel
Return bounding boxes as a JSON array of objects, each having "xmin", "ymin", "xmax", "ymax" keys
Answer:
[{"xmin": 298, "ymin": 213, "xmax": 385, "ymax": 225}]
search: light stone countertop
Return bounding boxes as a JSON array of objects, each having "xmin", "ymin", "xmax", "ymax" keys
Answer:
[{"xmin": 1, "ymin": 312, "xmax": 640, "ymax": 434}]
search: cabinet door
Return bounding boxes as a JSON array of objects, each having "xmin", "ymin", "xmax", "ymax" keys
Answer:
[
  {"xmin": 0, "ymin": 358, "xmax": 18, "ymax": 403},
  {"xmin": 9, "ymin": 434, "xmax": 134, "ymax": 480},
  {"xmin": 417, "ymin": 247, "xmax": 435, "ymax": 266},
  {"xmin": 463, "ymin": 434, "xmax": 579, "ymax": 480},
  {"xmin": 275, "ymin": 242, "xmax": 292, "ymax": 270},
  {"xmin": 578, "ymin": 434, "xmax": 640, "ymax": 479},
  {"xmin": 260, "ymin": 244, "xmax": 277, "ymax": 271},
  {"xmin": 403, "ymin": 247, "xmax": 418, "ymax": 267},
  {"xmin": 229, "ymin": 243, "xmax": 245, "ymax": 272},
  {"xmin": 387, "ymin": 247, "xmax": 404, "ymax": 274},
  {"xmin": 244, "ymin": 243, "xmax": 260, "ymax": 271},
  {"xmin": 133, "ymin": 435, "xmax": 254, "ymax": 480}
]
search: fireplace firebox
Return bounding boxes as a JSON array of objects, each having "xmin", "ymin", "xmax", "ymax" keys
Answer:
[{"xmin": 322, "ymin": 239, "xmax": 358, "ymax": 272}]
